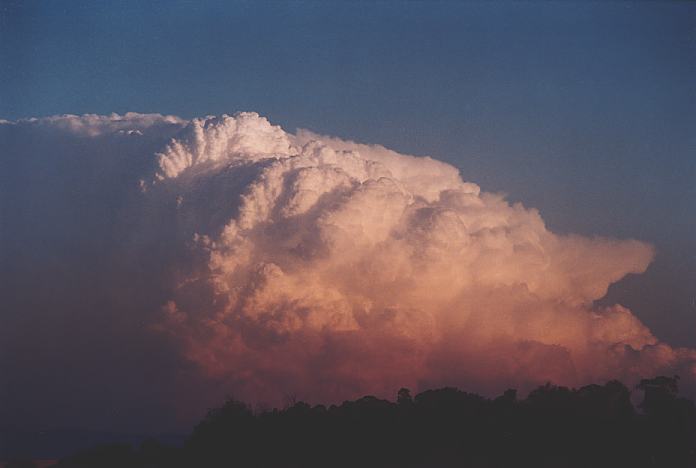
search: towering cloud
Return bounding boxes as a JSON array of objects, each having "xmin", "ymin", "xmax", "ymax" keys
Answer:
[{"xmin": 1, "ymin": 112, "xmax": 695, "ymax": 428}]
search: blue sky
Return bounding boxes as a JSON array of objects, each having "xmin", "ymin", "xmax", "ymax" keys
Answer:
[{"xmin": 1, "ymin": 0, "xmax": 694, "ymax": 346}]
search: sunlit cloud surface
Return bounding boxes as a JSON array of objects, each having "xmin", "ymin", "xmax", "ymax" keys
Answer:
[{"xmin": 2, "ymin": 112, "xmax": 695, "ymax": 415}]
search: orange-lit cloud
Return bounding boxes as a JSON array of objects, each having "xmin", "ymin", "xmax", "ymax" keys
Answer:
[
  {"xmin": 2, "ymin": 112, "xmax": 694, "ymax": 420},
  {"xmin": 147, "ymin": 112, "xmax": 696, "ymax": 403}
]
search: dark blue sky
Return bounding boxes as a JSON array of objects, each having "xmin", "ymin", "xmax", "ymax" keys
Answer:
[{"xmin": 1, "ymin": 0, "xmax": 695, "ymax": 345}]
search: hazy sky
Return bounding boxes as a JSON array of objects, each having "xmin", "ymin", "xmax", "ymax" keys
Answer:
[
  {"xmin": 4, "ymin": 0, "xmax": 692, "ymax": 343},
  {"xmin": 1, "ymin": 0, "xmax": 695, "ymax": 439}
]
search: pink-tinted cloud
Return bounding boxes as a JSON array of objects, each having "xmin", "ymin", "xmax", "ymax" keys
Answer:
[
  {"xmin": 2, "ymin": 111, "xmax": 694, "ymax": 426},
  {"xmin": 149, "ymin": 112, "xmax": 696, "ymax": 404}
]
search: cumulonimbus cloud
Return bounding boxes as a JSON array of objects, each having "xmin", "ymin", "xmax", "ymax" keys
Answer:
[{"xmin": 2, "ymin": 111, "xmax": 695, "ymax": 416}]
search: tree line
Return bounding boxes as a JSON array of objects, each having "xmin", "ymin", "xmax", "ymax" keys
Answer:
[{"xmin": 11, "ymin": 376, "xmax": 696, "ymax": 468}]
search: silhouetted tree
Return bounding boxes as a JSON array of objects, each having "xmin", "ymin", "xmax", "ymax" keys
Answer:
[
  {"xmin": 397, "ymin": 387, "xmax": 412, "ymax": 405},
  {"xmin": 634, "ymin": 375, "xmax": 696, "ymax": 467},
  {"xmin": 51, "ymin": 377, "xmax": 696, "ymax": 468}
]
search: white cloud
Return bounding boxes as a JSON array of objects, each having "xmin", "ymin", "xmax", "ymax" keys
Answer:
[
  {"xmin": 2, "ymin": 111, "xmax": 694, "ymax": 417},
  {"xmin": 14, "ymin": 112, "xmax": 186, "ymax": 137},
  {"xmin": 150, "ymin": 112, "xmax": 695, "ymax": 403}
]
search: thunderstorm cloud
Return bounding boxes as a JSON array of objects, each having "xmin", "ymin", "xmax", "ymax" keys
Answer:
[{"xmin": 2, "ymin": 112, "xmax": 694, "ymax": 428}]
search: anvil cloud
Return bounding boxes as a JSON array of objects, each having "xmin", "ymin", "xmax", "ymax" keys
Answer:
[{"xmin": 2, "ymin": 112, "xmax": 695, "ymax": 427}]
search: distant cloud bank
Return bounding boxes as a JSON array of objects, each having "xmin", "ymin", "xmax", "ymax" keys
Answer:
[{"xmin": 2, "ymin": 112, "xmax": 694, "ymax": 426}]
